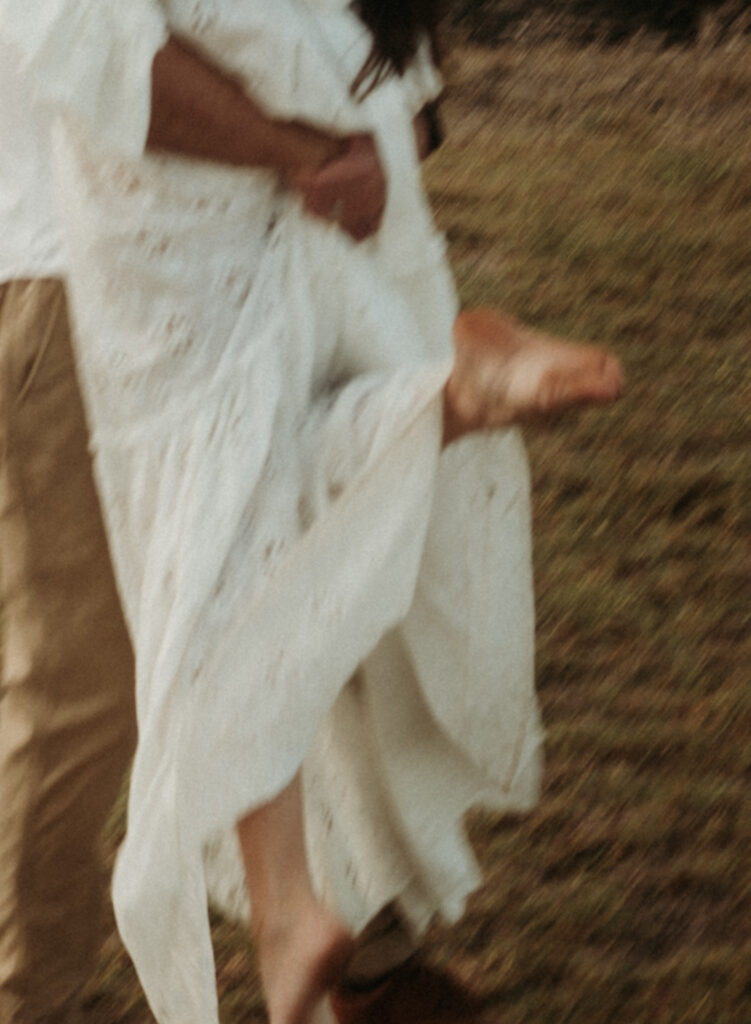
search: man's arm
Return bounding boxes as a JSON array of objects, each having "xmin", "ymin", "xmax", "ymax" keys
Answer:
[
  {"xmin": 0, "ymin": 0, "xmax": 385, "ymax": 238},
  {"xmin": 148, "ymin": 36, "xmax": 344, "ymax": 177},
  {"xmin": 148, "ymin": 37, "xmax": 389, "ymax": 240},
  {"xmin": 151, "ymin": 45, "xmax": 444, "ymax": 238}
]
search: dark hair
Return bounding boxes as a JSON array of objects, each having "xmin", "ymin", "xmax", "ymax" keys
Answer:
[{"xmin": 352, "ymin": 0, "xmax": 443, "ymax": 97}]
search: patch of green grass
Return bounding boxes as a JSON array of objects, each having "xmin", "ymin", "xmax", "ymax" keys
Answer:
[{"xmin": 421, "ymin": 35, "xmax": 750, "ymax": 1024}]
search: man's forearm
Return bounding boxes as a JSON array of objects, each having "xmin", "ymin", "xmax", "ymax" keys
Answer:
[{"xmin": 148, "ymin": 36, "xmax": 344, "ymax": 176}]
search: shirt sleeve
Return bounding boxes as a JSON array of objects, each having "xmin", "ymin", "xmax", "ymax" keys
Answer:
[
  {"xmin": 0, "ymin": 0, "xmax": 168, "ymax": 160},
  {"xmin": 400, "ymin": 37, "xmax": 444, "ymax": 117}
]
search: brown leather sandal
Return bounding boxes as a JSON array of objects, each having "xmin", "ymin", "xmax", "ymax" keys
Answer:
[{"xmin": 331, "ymin": 957, "xmax": 495, "ymax": 1024}]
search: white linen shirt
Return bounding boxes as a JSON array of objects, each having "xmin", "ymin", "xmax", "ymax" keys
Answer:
[
  {"xmin": 0, "ymin": 41, "xmax": 62, "ymax": 280},
  {"xmin": 0, "ymin": 0, "xmax": 168, "ymax": 281}
]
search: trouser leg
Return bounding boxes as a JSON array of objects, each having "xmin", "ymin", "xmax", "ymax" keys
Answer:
[{"xmin": 0, "ymin": 279, "xmax": 136, "ymax": 1023}]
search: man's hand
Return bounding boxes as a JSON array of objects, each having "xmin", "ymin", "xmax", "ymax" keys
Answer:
[{"xmin": 291, "ymin": 134, "xmax": 387, "ymax": 243}]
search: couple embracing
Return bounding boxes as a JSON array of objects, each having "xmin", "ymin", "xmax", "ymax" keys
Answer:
[{"xmin": 0, "ymin": 2, "xmax": 621, "ymax": 1022}]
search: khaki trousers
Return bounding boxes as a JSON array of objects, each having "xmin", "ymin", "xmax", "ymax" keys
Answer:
[{"xmin": 0, "ymin": 279, "xmax": 136, "ymax": 1023}]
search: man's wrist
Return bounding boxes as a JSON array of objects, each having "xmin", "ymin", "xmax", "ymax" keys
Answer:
[{"xmin": 276, "ymin": 121, "xmax": 346, "ymax": 178}]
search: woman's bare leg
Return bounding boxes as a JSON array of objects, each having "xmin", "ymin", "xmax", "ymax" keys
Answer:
[
  {"xmin": 235, "ymin": 308, "xmax": 621, "ymax": 1017},
  {"xmin": 443, "ymin": 307, "xmax": 624, "ymax": 445},
  {"xmin": 236, "ymin": 775, "xmax": 353, "ymax": 1024}
]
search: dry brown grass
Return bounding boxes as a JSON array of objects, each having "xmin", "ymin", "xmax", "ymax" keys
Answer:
[{"xmin": 84, "ymin": 32, "xmax": 750, "ymax": 1024}]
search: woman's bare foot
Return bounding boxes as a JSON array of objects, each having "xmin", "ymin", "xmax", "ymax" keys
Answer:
[
  {"xmin": 254, "ymin": 896, "xmax": 353, "ymax": 1024},
  {"xmin": 443, "ymin": 308, "xmax": 624, "ymax": 443},
  {"xmin": 237, "ymin": 775, "xmax": 353, "ymax": 1024}
]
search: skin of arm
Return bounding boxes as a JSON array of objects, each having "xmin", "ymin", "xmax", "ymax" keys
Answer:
[
  {"xmin": 0, "ymin": 2, "xmax": 437, "ymax": 241},
  {"xmin": 148, "ymin": 36, "xmax": 346, "ymax": 177},
  {"xmin": 148, "ymin": 36, "xmax": 441, "ymax": 241},
  {"xmin": 148, "ymin": 35, "xmax": 377, "ymax": 239}
]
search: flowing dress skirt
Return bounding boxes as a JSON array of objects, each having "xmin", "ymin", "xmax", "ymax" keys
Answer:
[{"xmin": 55, "ymin": 65, "xmax": 543, "ymax": 1024}]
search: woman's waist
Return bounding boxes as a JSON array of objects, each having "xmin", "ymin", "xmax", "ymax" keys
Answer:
[{"xmin": 57, "ymin": 121, "xmax": 282, "ymax": 232}]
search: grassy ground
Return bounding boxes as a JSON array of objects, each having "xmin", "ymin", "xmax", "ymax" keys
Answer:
[{"xmin": 85, "ymin": 32, "xmax": 750, "ymax": 1024}]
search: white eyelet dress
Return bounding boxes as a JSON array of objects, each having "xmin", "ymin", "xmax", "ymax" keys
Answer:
[{"xmin": 53, "ymin": 1, "xmax": 544, "ymax": 1020}]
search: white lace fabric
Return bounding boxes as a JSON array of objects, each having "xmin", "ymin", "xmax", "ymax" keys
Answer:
[{"xmin": 53, "ymin": 3, "xmax": 543, "ymax": 1021}]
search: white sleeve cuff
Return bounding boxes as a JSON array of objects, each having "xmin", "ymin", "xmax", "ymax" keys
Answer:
[{"xmin": 401, "ymin": 37, "xmax": 444, "ymax": 117}]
